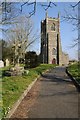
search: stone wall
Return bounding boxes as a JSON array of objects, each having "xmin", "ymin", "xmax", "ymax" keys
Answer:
[
  {"xmin": 62, "ymin": 53, "xmax": 69, "ymax": 65},
  {"xmin": 48, "ymin": 32, "xmax": 57, "ymax": 64},
  {"xmin": 41, "ymin": 13, "xmax": 69, "ymax": 66}
]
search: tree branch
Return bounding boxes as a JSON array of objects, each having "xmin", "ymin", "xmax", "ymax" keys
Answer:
[
  {"xmin": 40, "ymin": 1, "xmax": 57, "ymax": 11},
  {"xmin": 70, "ymin": 1, "xmax": 80, "ymax": 9}
]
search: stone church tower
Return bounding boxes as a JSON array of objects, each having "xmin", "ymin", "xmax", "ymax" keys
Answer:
[{"xmin": 40, "ymin": 12, "xmax": 69, "ymax": 66}]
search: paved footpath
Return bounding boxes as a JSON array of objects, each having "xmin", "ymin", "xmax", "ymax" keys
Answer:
[{"xmin": 11, "ymin": 67, "xmax": 79, "ymax": 118}]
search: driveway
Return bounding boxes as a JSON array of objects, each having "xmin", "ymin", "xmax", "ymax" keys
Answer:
[{"xmin": 11, "ymin": 66, "xmax": 79, "ymax": 118}]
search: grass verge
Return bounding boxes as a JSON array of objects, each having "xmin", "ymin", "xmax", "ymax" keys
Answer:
[
  {"xmin": 1, "ymin": 64, "xmax": 56, "ymax": 118},
  {"xmin": 67, "ymin": 62, "xmax": 80, "ymax": 84}
]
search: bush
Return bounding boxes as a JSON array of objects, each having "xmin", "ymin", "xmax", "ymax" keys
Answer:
[{"xmin": 25, "ymin": 51, "xmax": 40, "ymax": 68}]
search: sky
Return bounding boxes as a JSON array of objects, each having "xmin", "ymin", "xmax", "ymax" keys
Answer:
[
  {"xmin": 20, "ymin": 2, "xmax": 78, "ymax": 59},
  {"xmin": 1, "ymin": 2, "xmax": 78, "ymax": 60},
  {"xmin": 22, "ymin": 2, "xmax": 78, "ymax": 60}
]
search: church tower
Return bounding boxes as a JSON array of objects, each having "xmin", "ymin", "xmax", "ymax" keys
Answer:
[{"xmin": 40, "ymin": 12, "xmax": 69, "ymax": 65}]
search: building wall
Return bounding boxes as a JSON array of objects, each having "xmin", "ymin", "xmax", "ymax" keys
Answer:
[
  {"xmin": 41, "ymin": 13, "xmax": 69, "ymax": 66},
  {"xmin": 47, "ymin": 17, "xmax": 60, "ymax": 64},
  {"xmin": 62, "ymin": 53, "xmax": 69, "ymax": 65},
  {"xmin": 41, "ymin": 20, "xmax": 48, "ymax": 63}
]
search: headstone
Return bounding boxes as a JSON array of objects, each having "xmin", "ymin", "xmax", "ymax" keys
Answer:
[
  {"xmin": 0, "ymin": 60, "xmax": 4, "ymax": 68},
  {"xmin": 6, "ymin": 59, "xmax": 9, "ymax": 67}
]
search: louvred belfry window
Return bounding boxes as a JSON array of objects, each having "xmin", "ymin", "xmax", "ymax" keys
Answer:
[{"xmin": 51, "ymin": 23, "xmax": 55, "ymax": 31}]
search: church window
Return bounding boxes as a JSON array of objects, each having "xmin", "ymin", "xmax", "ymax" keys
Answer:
[
  {"xmin": 52, "ymin": 48, "xmax": 57, "ymax": 55},
  {"xmin": 51, "ymin": 23, "xmax": 55, "ymax": 31}
]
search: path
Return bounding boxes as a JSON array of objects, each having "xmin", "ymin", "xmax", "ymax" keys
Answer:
[{"xmin": 11, "ymin": 67, "xmax": 79, "ymax": 118}]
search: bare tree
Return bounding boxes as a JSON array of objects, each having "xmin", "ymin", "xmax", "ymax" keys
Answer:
[
  {"xmin": 0, "ymin": 1, "xmax": 57, "ymax": 40},
  {"xmin": 0, "ymin": 1, "xmax": 56, "ymax": 64},
  {"xmin": 6, "ymin": 15, "xmax": 39, "ymax": 65},
  {"xmin": 62, "ymin": 2, "xmax": 80, "ymax": 48},
  {"xmin": 0, "ymin": 2, "xmax": 21, "ymax": 23},
  {"xmin": 0, "ymin": 1, "xmax": 57, "ymax": 22}
]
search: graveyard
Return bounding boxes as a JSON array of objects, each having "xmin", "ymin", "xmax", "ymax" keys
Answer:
[
  {"xmin": 0, "ymin": 63, "xmax": 56, "ymax": 117},
  {"xmin": 1, "ymin": 62, "xmax": 79, "ymax": 118},
  {"xmin": 0, "ymin": 2, "xmax": 79, "ymax": 119}
]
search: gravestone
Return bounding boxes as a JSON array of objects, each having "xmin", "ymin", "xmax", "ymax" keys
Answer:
[
  {"xmin": 0, "ymin": 60, "xmax": 4, "ymax": 68},
  {"xmin": 6, "ymin": 59, "xmax": 9, "ymax": 67}
]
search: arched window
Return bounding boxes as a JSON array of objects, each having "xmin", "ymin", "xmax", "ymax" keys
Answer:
[
  {"xmin": 52, "ymin": 48, "xmax": 57, "ymax": 55},
  {"xmin": 51, "ymin": 23, "xmax": 55, "ymax": 31}
]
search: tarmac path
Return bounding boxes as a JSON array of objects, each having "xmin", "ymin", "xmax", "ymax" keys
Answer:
[{"xmin": 11, "ymin": 66, "xmax": 79, "ymax": 118}]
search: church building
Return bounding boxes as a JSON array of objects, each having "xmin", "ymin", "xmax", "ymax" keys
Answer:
[{"xmin": 40, "ymin": 12, "xmax": 69, "ymax": 66}]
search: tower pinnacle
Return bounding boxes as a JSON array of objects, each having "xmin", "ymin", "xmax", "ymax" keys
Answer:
[
  {"xmin": 58, "ymin": 12, "xmax": 60, "ymax": 18},
  {"xmin": 46, "ymin": 11, "xmax": 48, "ymax": 18}
]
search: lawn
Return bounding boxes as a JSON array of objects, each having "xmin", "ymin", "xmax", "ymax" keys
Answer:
[
  {"xmin": 1, "ymin": 64, "xmax": 56, "ymax": 118},
  {"xmin": 68, "ymin": 62, "xmax": 80, "ymax": 84}
]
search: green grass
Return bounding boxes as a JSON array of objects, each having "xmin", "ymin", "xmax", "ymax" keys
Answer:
[
  {"xmin": 1, "ymin": 64, "xmax": 56, "ymax": 118},
  {"xmin": 68, "ymin": 62, "xmax": 80, "ymax": 84}
]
